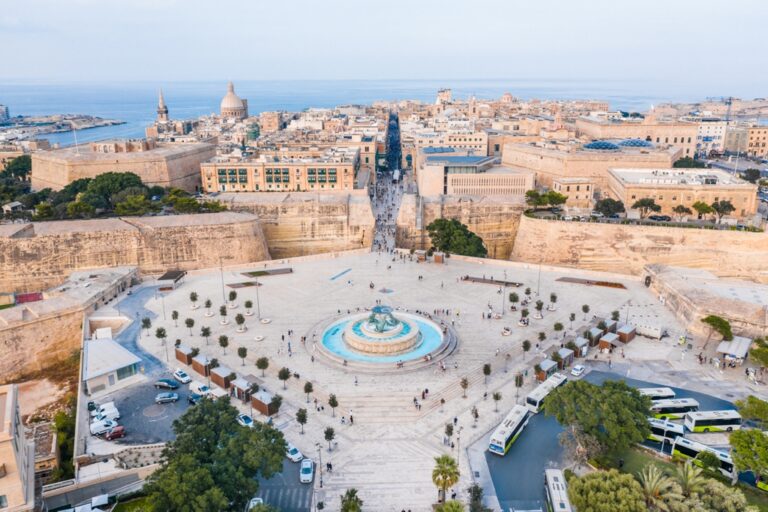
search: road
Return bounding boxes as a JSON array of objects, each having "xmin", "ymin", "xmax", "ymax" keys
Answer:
[
  {"xmin": 255, "ymin": 459, "xmax": 312, "ymax": 512},
  {"xmin": 371, "ymin": 112, "xmax": 405, "ymax": 253}
]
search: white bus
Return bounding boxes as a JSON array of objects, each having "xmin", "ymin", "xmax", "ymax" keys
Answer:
[
  {"xmin": 684, "ymin": 410, "xmax": 742, "ymax": 433},
  {"xmin": 544, "ymin": 469, "xmax": 573, "ymax": 512},
  {"xmin": 638, "ymin": 387, "xmax": 676, "ymax": 401},
  {"xmin": 488, "ymin": 405, "xmax": 530, "ymax": 456},
  {"xmin": 672, "ymin": 437, "xmax": 735, "ymax": 478},
  {"xmin": 647, "ymin": 417, "xmax": 684, "ymax": 444},
  {"xmin": 525, "ymin": 373, "xmax": 568, "ymax": 413},
  {"xmin": 650, "ymin": 398, "xmax": 699, "ymax": 419}
]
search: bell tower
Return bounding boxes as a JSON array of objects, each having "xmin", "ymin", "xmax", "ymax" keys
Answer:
[{"xmin": 156, "ymin": 89, "xmax": 169, "ymax": 122}]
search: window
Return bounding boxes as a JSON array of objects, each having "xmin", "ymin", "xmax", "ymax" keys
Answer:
[{"xmin": 0, "ymin": 495, "xmax": 7, "ymax": 507}]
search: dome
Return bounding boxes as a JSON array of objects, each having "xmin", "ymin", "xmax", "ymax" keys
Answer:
[
  {"xmin": 220, "ymin": 82, "xmax": 244, "ymax": 111},
  {"xmin": 618, "ymin": 138, "xmax": 653, "ymax": 148},
  {"xmin": 583, "ymin": 140, "xmax": 619, "ymax": 151}
]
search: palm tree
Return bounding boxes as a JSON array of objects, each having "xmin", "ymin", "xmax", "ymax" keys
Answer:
[
  {"xmin": 200, "ymin": 326, "xmax": 211, "ymax": 345},
  {"xmin": 637, "ymin": 464, "xmax": 684, "ymax": 511},
  {"xmin": 432, "ymin": 455, "xmax": 460, "ymax": 504},
  {"xmin": 437, "ymin": 501, "xmax": 464, "ymax": 512},
  {"xmin": 340, "ymin": 488, "xmax": 363, "ymax": 512},
  {"xmin": 189, "ymin": 291, "xmax": 198, "ymax": 310},
  {"xmin": 676, "ymin": 462, "xmax": 706, "ymax": 498}
]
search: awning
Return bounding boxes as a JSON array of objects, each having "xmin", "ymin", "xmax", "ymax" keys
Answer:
[{"xmin": 716, "ymin": 336, "xmax": 752, "ymax": 359}]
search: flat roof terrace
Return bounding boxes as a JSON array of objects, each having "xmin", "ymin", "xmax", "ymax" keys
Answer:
[{"xmin": 609, "ymin": 168, "xmax": 754, "ymax": 187}]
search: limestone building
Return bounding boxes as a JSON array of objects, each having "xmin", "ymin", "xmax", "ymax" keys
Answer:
[
  {"xmin": 220, "ymin": 82, "xmax": 248, "ymax": 120},
  {"xmin": 31, "ymin": 138, "xmax": 216, "ymax": 192},
  {"xmin": 575, "ymin": 115, "xmax": 698, "ymax": 157},
  {"xmin": 747, "ymin": 126, "xmax": 768, "ymax": 158},
  {"xmin": 417, "ymin": 154, "xmax": 533, "ymax": 198},
  {"xmin": 0, "ymin": 384, "xmax": 35, "ymax": 512},
  {"xmin": 606, "ymin": 168, "xmax": 758, "ymax": 219},
  {"xmin": 551, "ymin": 177, "xmax": 596, "ymax": 209}
]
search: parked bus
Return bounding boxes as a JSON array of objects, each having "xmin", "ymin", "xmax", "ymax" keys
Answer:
[
  {"xmin": 647, "ymin": 417, "xmax": 684, "ymax": 444},
  {"xmin": 544, "ymin": 469, "xmax": 573, "ymax": 512},
  {"xmin": 525, "ymin": 373, "xmax": 568, "ymax": 413},
  {"xmin": 672, "ymin": 437, "xmax": 735, "ymax": 478},
  {"xmin": 684, "ymin": 410, "xmax": 742, "ymax": 433},
  {"xmin": 488, "ymin": 405, "xmax": 530, "ymax": 456},
  {"xmin": 650, "ymin": 398, "xmax": 699, "ymax": 419},
  {"xmin": 638, "ymin": 387, "xmax": 676, "ymax": 401}
]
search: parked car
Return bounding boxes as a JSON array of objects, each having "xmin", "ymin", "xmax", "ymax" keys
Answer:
[
  {"xmin": 155, "ymin": 379, "xmax": 180, "ymax": 390},
  {"xmin": 245, "ymin": 498, "xmax": 264, "ymax": 511},
  {"xmin": 286, "ymin": 443, "xmax": 303, "ymax": 462},
  {"xmin": 173, "ymin": 369, "xmax": 191, "ymax": 384},
  {"xmin": 188, "ymin": 392, "xmax": 203, "ymax": 405},
  {"xmin": 571, "ymin": 364, "xmax": 586, "ymax": 377},
  {"xmin": 590, "ymin": 211, "xmax": 604, "ymax": 218},
  {"xmin": 191, "ymin": 381, "xmax": 212, "ymax": 396},
  {"xmin": 562, "ymin": 215, "xmax": 573, "ymax": 221},
  {"xmin": 299, "ymin": 459, "xmax": 314, "ymax": 483},
  {"xmin": 237, "ymin": 414, "xmax": 255, "ymax": 428},
  {"xmin": 90, "ymin": 419, "xmax": 118, "ymax": 436},
  {"xmin": 92, "ymin": 407, "xmax": 120, "ymax": 422},
  {"xmin": 90, "ymin": 401, "xmax": 116, "ymax": 418},
  {"xmin": 648, "ymin": 215, "xmax": 672, "ymax": 222},
  {"xmin": 155, "ymin": 392, "xmax": 179, "ymax": 404},
  {"xmin": 608, "ymin": 213, "xmax": 621, "ymax": 219},
  {"xmin": 103, "ymin": 426, "xmax": 126, "ymax": 441}
]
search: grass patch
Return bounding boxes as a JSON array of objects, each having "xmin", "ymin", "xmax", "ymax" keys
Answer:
[
  {"xmin": 741, "ymin": 483, "xmax": 768, "ymax": 511},
  {"xmin": 113, "ymin": 496, "xmax": 151, "ymax": 512}
]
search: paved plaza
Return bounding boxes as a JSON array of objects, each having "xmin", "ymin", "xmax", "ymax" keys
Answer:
[{"xmin": 125, "ymin": 250, "xmax": 762, "ymax": 511}]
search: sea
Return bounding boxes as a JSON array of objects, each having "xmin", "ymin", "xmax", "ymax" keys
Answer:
[{"xmin": 0, "ymin": 79, "xmax": 750, "ymax": 147}]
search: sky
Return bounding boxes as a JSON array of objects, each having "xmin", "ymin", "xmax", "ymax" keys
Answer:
[{"xmin": 2, "ymin": 0, "xmax": 767, "ymax": 93}]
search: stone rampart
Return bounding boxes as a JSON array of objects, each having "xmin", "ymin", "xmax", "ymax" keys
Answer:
[{"xmin": 511, "ymin": 215, "xmax": 768, "ymax": 282}]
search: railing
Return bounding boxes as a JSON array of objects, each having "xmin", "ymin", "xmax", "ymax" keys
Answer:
[{"xmin": 42, "ymin": 479, "xmax": 76, "ymax": 493}]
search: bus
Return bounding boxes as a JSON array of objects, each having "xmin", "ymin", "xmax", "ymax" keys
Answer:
[
  {"xmin": 392, "ymin": 169, "xmax": 401, "ymax": 183},
  {"xmin": 488, "ymin": 405, "xmax": 530, "ymax": 456},
  {"xmin": 650, "ymin": 398, "xmax": 699, "ymax": 419},
  {"xmin": 638, "ymin": 387, "xmax": 676, "ymax": 401},
  {"xmin": 544, "ymin": 469, "xmax": 573, "ymax": 512},
  {"xmin": 525, "ymin": 373, "xmax": 568, "ymax": 413},
  {"xmin": 647, "ymin": 417, "xmax": 684, "ymax": 444},
  {"xmin": 672, "ymin": 437, "xmax": 735, "ymax": 478},
  {"xmin": 684, "ymin": 410, "xmax": 742, "ymax": 433}
]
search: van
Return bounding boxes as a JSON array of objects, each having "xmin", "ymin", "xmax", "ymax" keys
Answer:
[
  {"xmin": 93, "ymin": 406, "xmax": 120, "ymax": 422},
  {"xmin": 90, "ymin": 401, "xmax": 116, "ymax": 418}
]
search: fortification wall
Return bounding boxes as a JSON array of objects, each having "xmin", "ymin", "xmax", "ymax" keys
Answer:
[
  {"xmin": 511, "ymin": 215, "xmax": 768, "ymax": 282},
  {"xmin": 395, "ymin": 194, "xmax": 524, "ymax": 259},
  {"xmin": 0, "ymin": 212, "xmax": 270, "ymax": 292},
  {"xmin": 219, "ymin": 192, "xmax": 375, "ymax": 258}
]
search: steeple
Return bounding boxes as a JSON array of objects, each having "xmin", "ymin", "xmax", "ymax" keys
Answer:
[{"xmin": 156, "ymin": 89, "xmax": 169, "ymax": 122}]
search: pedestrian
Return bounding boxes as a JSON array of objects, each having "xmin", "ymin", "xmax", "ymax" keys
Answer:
[
  {"xmin": 354, "ymin": 376, "xmax": 358, "ymax": 386},
  {"xmin": 453, "ymin": 416, "xmax": 458, "ymax": 426},
  {"xmin": 350, "ymin": 415, "xmax": 354, "ymax": 425}
]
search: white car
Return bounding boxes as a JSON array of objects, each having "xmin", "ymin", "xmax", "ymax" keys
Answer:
[
  {"xmin": 237, "ymin": 414, "xmax": 254, "ymax": 428},
  {"xmin": 299, "ymin": 458, "xmax": 314, "ymax": 483},
  {"xmin": 286, "ymin": 443, "xmax": 303, "ymax": 462},
  {"xmin": 90, "ymin": 419, "xmax": 118, "ymax": 436},
  {"xmin": 571, "ymin": 364, "xmax": 586, "ymax": 377},
  {"xmin": 173, "ymin": 368, "xmax": 191, "ymax": 384},
  {"xmin": 245, "ymin": 497, "xmax": 264, "ymax": 511}
]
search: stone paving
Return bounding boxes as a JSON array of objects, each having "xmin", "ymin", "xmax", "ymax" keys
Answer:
[{"xmin": 128, "ymin": 250, "xmax": 763, "ymax": 511}]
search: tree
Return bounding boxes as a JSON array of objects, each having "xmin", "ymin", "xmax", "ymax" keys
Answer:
[
  {"xmin": 695, "ymin": 479, "xmax": 750, "ymax": 512},
  {"xmin": 190, "ymin": 292, "xmax": 198, "ymax": 309},
  {"xmin": 185, "ymin": 318, "xmax": 194, "ymax": 335},
  {"xmin": 632, "ymin": 198, "xmax": 661, "ymax": 219},
  {"xmin": 538, "ymin": 332, "xmax": 546, "ymax": 342},
  {"xmin": 270, "ymin": 394, "xmax": 282, "ymax": 413},
  {"xmin": 426, "ymin": 218, "xmax": 487, "ymax": 258},
  {"xmin": 636, "ymin": 464, "xmax": 683, "ymax": 511},
  {"xmin": 522, "ymin": 340, "xmax": 531, "ymax": 360},
  {"xmin": 33, "ymin": 202, "xmax": 55, "ymax": 220},
  {"xmin": 328, "ymin": 394, "xmax": 339, "ymax": 417},
  {"xmin": 467, "ymin": 483, "xmax": 489, "ymax": 512},
  {"xmin": 553, "ymin": 322, "xmax": 564, "ymax": 333},
  {"xmin": 568, "ymin": 469, "xmax": 646, "ymax": 512},
  {"xmin": 437, "ymin": 501, "xmax": 464, "ymax": 512},
  {"xmin": 672, "ymin": 204, "xmax": 692, "ymax": 221},
  {"xmin": 735, "ymin": 395, "xmax": 768, "ymax": 428},
  {"xmin": 155, "ymin": 327, "xmax": 167, "ymax": 345},
  {"xmin": 219, "ymin": 305, "xmax": 228, "ymax": 323},
  {"xmin": 460, "ymin": 377, "xmax": 469, "ymax": 398},
  {"xmin": 171, "ymin": 310, "xmax": 179, "ymax": 327},
  {"xmin": 594, "ymin": 198, "xmax": 626, "ymax": 217},
  {"xmin": 296, "ymin": 408, "xmax": 308, "ymax": 434},
  {"xmin": 80, "ymin": 172, "xmax": 144, "ymax": 209},
  {"xmin": 696, "ymin": 451, "xmax": 722, "ymax": 474},
  {"xmin": 144, "ymin": 396, "xmax": 285, "ymax": 511},
  {"xmin": 525, "ymin": 190, "xmax": 546, "ymax": 210},
  {"xmin": 304, "ymin": 381, "xmax": 314, "ymax": 403},
  {"xmin": 218, "ymin": 335, "xmax": 229, "ymax": 354},
  {"xmin": 492, "ymin": 392, "xmax": 502, "ymax": 412},
  {"xmin": 200, "ymin": 326, "xmax": 211, "ymax": 345},
  {"xmin": 245, "ymin": 300, "xmax": 253, "ymax": 315},
  {"xmin": 731, "ymin": 429, "xmax": 768, "ymax": 486},
  {"xmin": 701, "ymin": 315, "xmax": 733, "ymax": 347},
  {"xmin": 256, "ymin": 357, "xmax": 269, "ymax": 377},
  {"xmin": 521, "ymin": 309, "xmax": 529, "ymax": 319},
  {"xmin": 66, "ymin": 201, "xmax": 95, "ymax": 219},
  {"xmin": 141, "ymin": 317, "xmax": 152, "ymax": 335},
  {"xmin": 229, "ymin": 290, "xmax": 238, "ymax": 304},
  {"xmin": 569, "ymin": 313, "xmax": 576, "ymax": 328},
  {"xmin": 3, "ymin": 154, "xmax": 31, "ymax": 178},
  {"xmin": 432, "ymin": 455, "xmax": 460, "ymax": 504},
  {"xmin": 278, "ymin": 367, "xmax": 291, "ymax": 389},
  {"xmin": 542, "ymin": 380, "xmax": 650, "ymax": 453},
  {"xmin": 340, "ymin": 488, "xmax": 363, "ymax": 512},
  {"xmin": 235, "ymin": 313, "xmax": 246, "ymax": 332},
  {"xmin": 559, "ymin": 424, "xmax": 601, "ymax": 469},
  {"xmin": 550, "ymin": 293, "xmax": 557, "ymax": 306},
  {"xmin": 749, "ymin": 337, "xmax": 768, "ymax": 367},
  {"xmin": 482, "ymin": 363, "xmax": 491, "ymax": 385},
  {"xmin": 692, "ymin": 201, "xmax": 715, "ymax": 220},
  {"xmin": 674, "ymin": 462, "xmax": 706, "ymax": 498},
  {"xmin": 237, "ymin": 346, "xmax": 248, "ymax": 366},
  {"xmin": 741, "ymin": 168, "xmax": 761, "ymax": 183},
  {"xmin": 324, "ymin": 427, "xmax": 335, "ymax": 451},
  {"xmin": 673, "ymin": 156, "xmax": 707, "ymax": 168},
  {"xmin": 445, "ymin": 423, "xmax": 454, "ymax": 439},
  {"xmin": 611, "ymin": 310, "xmax": 620, "ymax": 322},
  {"xmin": 597, "ymin": 320, "xmax": 607, "ymax": 331},
  {"xmin": 582, "ymin": 304, "xmax": 590, "ymax": 320},
  {"xmin": 115, "ymin": 194, "xmax": 154, "ymax": 216},
  {"xmin": 509, "ymin": 292, "xmax": 519, "ymax": 305},
  {"xmin": 205, "ymin": 298, "xmax": 212, "ymax": 314},
  {"xmin": 711, "ymin": 200, "xmax": 735, "ymax": 223},
  {"xmin": 535, "ymin": 300, "xmax": 544, "ymax": 317}
]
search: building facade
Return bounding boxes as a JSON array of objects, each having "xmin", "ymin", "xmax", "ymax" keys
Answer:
[
  {"xmin": 417, "ymin": 155, "xmax": 533, "ymax": 198},
  {"xmin": 576, "ymin": 116, "xmax": 698, "ymax": 157},
  {"xmin": 0, "ymin": 384, "xmax": 35, "ymax": 511},
  {"xmin": 551, "ymin": 177, "xmax": 596, "ymax": 209},
  {"xmin": 747, "ymin": 127, "xmax": 768, "ymax": 158}
]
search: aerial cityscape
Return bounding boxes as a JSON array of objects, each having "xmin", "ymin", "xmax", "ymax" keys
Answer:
[{"xmin": 1, "ymin": 1, "xmax": 768, "ymax": 512}]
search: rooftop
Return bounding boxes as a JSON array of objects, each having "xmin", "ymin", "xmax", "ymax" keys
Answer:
[
  {"xmin": 425, "ymin": 155, "xmax": 495, "ymax": 166},
  {"xmin": 83, "ymin": 337, "xmax": 141, "ymax": 380},
  {"xmin": 34, "ymin": 140, "xmax": 215, "ymax": 163},
  {"xmin": 609, "ymin": 168, "xmax": 753, "ymax": 187}
]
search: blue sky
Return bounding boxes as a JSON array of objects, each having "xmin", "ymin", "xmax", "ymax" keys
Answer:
[{"xmin": 2, "ymin": 0, "xmax": 766, "ymax": 93}]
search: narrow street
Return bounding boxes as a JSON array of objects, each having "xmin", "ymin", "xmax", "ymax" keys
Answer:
[{"xmin": 371, "ymin": 111, "xmax": 405, "ymax": 253}]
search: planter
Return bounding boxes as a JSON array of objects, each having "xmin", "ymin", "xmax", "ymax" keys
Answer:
[
  {"xmin": 245, "ymin": 310, "xmax": 254, "ymax": 317},
  {"xmin": 260, "ymin": 318, "xmax": 271, "ymax": 324},
  {"xmin": 205, "ymin": 311, "xmax": 214, "ymax": 317},
  {"xmin": 220, "ymin": 319, "xmax": 229, "ymax": 325},
  {"xmin": 254, "ymin": 335, "xmax": 265, "ymax": 342},
  {"xmin": 228, "ymin": 303, "xmax": 237, "ymax": 309},
  {"xmin": 191, "ymin": 305, "xmax": 199, "ymax": 310},
  {"xmin": 237, "ymin": 326, "xmax": 246, "ymax": 333}
]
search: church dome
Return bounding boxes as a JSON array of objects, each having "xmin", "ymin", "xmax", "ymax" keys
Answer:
[{"xmin": 220, "ymin": 82, "xmax": 245, "ymax": 114}]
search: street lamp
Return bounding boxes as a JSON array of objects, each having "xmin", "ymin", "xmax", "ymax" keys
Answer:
[
  {"xmin": 315, "ymin": 443, "xmax": 324, "ymax": 488},
  {"xmin": 219, "ymin": 256, "xmax": 227, "ymax": 304},
  {"xmin": 456, "ymin": 426, "xmax": 464, "ymax": 467},
  {"xmin": 255, "ymin": 277, "xmax": 262, "ymax": 320}
]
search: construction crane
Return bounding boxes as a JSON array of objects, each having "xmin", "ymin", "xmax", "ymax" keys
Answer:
[{"xmin": 705, "ymin": 96, "xmax": 734, "ymax": 123}]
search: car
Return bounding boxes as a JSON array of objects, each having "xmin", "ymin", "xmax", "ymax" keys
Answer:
[
  {"xmin": 571, "ymin": 364, "xmax": 586, "ymax": 377},
  {"xmin": 187, "ymin": 392, "xmax": 203, "ymax": 405},
  {"xmin": 154, "ymin": 378, "xmax": 180, "ymax": 390},
  {"xmin": 93, "ymin": 407, "xmax": 120, "ymax": 422},
  {"xmin": 562, "ymin": 215, "xmax": 573, "ymax": 221},
  {"xmin": 155, "ymin": 392, "xmax": 179, "ymax": 404},
  {"xmin": 608, "ymin": 213, "xmax": 621, "ymax": 219},
  {"xmin": 90, "ymin": 401, "xmax": 116, "ymax": 418},
  {"xmin": 90, "ymin": 419, "xmax": 118, "ymax": 436},
  {"xmin": 286, "ymin": 443, "xmax": 304, "ymax": 462},
  {"xmin": 191, "ymin": 381, "xmax": 212, "ymax": 396},
  {"xmin": 103, "ymin": 426, "xmax": 126, "ymax": 441},
  {"xmin": 173, "ymin": 369, "xmax": 191, "ymax": 384},
  {"xmin": 648, "ymin": 215, "xmax": 672, "ymax": 222},
  {"xmin": 245, "ymin": 498, "xmax": 264, "ymax": 511},
  {"xmin": 299, "ymin": 458, "xmax": 314, "ymax": 483},
  {"xmin": 590, "ymin": 211, "xmax": 604, "ymax": 218},
  {"xmin": 237, "ymin": 414, "xmax": 254, "ymax": 428}
]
